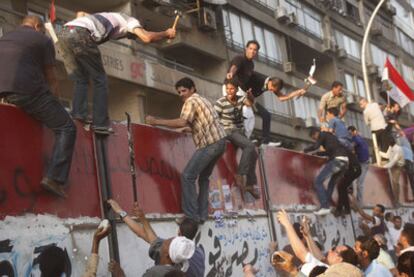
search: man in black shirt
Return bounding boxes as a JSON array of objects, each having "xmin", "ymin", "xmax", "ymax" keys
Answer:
[
  {"xmin": 225, "ymin": 40, "xmax": 307, "ymax": 144},
  {"xmin": 0, "ymin": 16, "xmax": 76, "ymax": 197},
  {"xmin": 304, "ymin": 127, "xmax": 349, "ymax": 216}
]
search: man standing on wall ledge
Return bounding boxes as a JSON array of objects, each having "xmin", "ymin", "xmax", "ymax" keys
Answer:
[
  {"xmin": 146, "ymin": 77, "xmax": 226, "ymax": 223},
  {"xmin": 318, "ymin": 81, "xmax": 347, "ymax": 123},
  {"xmin": 0, "ymin": 16, "xmax": 76, "ymax": 198},
  {"xmin": 59, "ymin": 11, "xmax": 176, "ymax": 134}
]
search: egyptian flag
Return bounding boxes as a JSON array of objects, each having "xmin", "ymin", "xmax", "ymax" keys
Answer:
[
  {"xmin": 49, "ymin": 0, "xmax": 56, "ymax": 23},
  {"xmin": 382, "ymin": 58, "xmax": 414, "ymax": 107}
]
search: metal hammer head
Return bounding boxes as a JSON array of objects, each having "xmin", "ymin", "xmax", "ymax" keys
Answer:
[{"xmin": 174, "ymin": 10, "xmax": 183, "ymax": 17}]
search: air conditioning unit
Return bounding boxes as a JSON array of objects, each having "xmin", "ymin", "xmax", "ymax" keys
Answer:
[
  {"xmin": 371, "ymin": 23, "xmax": 383, "ymax": 37},
  {"xmin": 385, "ymin": 3, "xmax": 397, "ymax": 16},
  {"xmin": 287, "ymin": 12, "xmax": 298, "ymax": 27},
  {"xmin": 336, "ymin": 48, "xmax": 347, "ymax": 59},
  {"xmin": 275, "ymin": 6, "xmax": 290, "ymax": 23},
  {"xmin": 367, "ymin": 64, "xmax": 379, "ymax": 76},
  {"xmin": 283, "ymin": 61, "xmax": 296, "ymax": 74},
  {"xmin": 198, "ymin": 7, "xmax": 217, "ymax": 31},
  {"xmin": 305, "ymin": 117, "xmax": 316, "ymax": 128},
  {"xmin": 322, "ymin": 36, "xmax": 337, "ymax": 53}
]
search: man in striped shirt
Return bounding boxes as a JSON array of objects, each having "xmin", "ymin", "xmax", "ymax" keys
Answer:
[
  {"xmin": 215, "ymin": 79, "xmax": 259, "ymax": 199},
  {"xmin": 146, "ymin": 77, "xmax": 226, "ymax": 223},
  {"xmin": 59, "ymin": 12, "xmax": 176, "ymax": 134}
]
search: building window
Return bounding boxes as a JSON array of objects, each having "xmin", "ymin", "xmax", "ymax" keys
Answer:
[
  {"xmin": 391, "ymin": 0, "xmax": 413, "ymax": 29},
  {"xmin": 402, "ymin": 64, "xmax": 414, "ymax": 83},
  {"xmin": 370, "ymin": 44, "xmax": 396, "ymax": 73},
  {"xmin": 396, "ymin": 28, "xmax": 414, "ymax": 56},
  {"xmin": 222, "ymin": 9, "xmax": 282, "ymax": 64},
  {"xmin": 293, "ymin": 96, "xmax": 320, "ymax": 120},
  {"xmin": 335, "ymin": 30, "xmax": 361, "ymax": 60},
  {"xmin": 346, "ymin": 111, "xmax": 370, "ymax": 138},
  {"xmin": 283, "ymin": 0, "xmax": 323, "ymax": 38},
  {"xmin": 253, "ymin": 0, "xmax": 278, "ymax": 10},
  {"xmin": 344, "ymin": 73, "xmax": 366, "ymax": 98}
]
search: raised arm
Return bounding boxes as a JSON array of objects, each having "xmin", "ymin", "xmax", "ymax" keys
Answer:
[
  {"xmin": 133, "ymin": 28, "xmax": 175, "ymax": 43},
  {"xmin": 131, "ymin": 202, "xmax": 157, "ymax": 243},
  {"xmin": 300, "ymin": 216, "xmax": 324, "ymax": 261},
  {"xmin": 274, "ymin": 88, "xmax": 306, "ymax": 102},
  {"xmin": 145, "ymin": 115, "xmax": 189, "ymax": 128},
  {"xmin": 339, "ymin": 102, "xmax": 347, "ymax": 119},
  {"xmin": 277, "ymin": 210, "xmax": 308, "ymax": 263}
]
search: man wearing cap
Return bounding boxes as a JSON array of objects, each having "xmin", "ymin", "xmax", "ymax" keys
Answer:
[
  {"xmin": 59, "ymin": 12, "xmax": 175, "ymax": 134},
  {"xmin": 107, "ymin": 199, "xmax": 204, "ymax": 276}
]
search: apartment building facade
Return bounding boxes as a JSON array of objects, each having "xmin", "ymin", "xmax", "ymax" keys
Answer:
[{"xmin": 1, "ymin": 0, "xmax": 414, "ymax": 149}]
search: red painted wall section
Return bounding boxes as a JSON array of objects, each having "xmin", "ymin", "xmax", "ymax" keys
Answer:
[
  {"xmin": 1, "ymin": 104, "xmax": 411, "ymax": 219},
  {"xmin": 0, "ymin": 105, "xmax": 100, "ymax": 219}
]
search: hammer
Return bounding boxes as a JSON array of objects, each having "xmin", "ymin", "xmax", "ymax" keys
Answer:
[{"xmin": 167, "ymin": 10, "xmax": 182, "ymax": 43}]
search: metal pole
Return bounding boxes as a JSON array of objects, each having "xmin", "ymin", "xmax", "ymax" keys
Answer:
[
  {"xmin": 258, "ymin": 147, "xmax": 277, "ymax": 242},
  {"xmin": 361, "ymin": 0, "xmax": 387, "ymax": 165}
]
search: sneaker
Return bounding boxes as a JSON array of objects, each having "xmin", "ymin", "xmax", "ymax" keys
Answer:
[
  {"xmin": 261, "ymin": 141, "xmax": 282, "ymax": 147},
  {"xmin": 41, "ymin": 177, "xmax": 67, "ymax": 198},
  {"xmin": 92, "ymin": 126, "xmax": 114, "ymax": 135},
  {"xmin": 313, "ymin": 208, "xmax": 331, "ymax": 216}
]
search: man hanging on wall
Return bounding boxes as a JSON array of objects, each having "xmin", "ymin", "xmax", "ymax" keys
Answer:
[
  {"xmin": 0, "ymin": 15, "xmax": 76, "ymax": 197},
  {"xmin": 59, "ymin": 11, "xmax": 176, "ymax": 134},
  {"xmin": 146, "ymin": 77, "xmax": 226, "ymax": 223},
  {"xmin": 224, "ymin": 40, "xmax": 308, "ymax": 145}
]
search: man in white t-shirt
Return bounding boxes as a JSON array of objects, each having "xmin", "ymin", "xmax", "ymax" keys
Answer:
[
  {"xmin": 387, "ymin": 216, "xmax": 403, "ymax": 252},
  {"xmin": 59, "ymin": 12, "xmax": 176, "ymax": 133},
  {"xmin": 276, "ymin": 209, "xmax": 359, "ymax": 276}
]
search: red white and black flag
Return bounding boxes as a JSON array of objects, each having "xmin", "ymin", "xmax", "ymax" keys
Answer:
[
  {"xmin": 49, "ymin": 0, "xmax": 56, "ymax": 23},
  {"xmin": 382, "ymin": 58, "xmax": 414, "ymax": 107}
]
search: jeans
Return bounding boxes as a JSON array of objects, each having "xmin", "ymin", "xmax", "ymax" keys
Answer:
[
  {"xmin": 226, "ymin": 129, "xmax": 258, "ymax": 186},
  {"xmin": 181, "ymin": 139, "xmax": 226, "ymax": 222},
  {"xmin": 356, "ymin": 161, "xmax": 369, "ymax": 204},
  {"xmin": 255, "ymin": 102, "xmax": 271, "ymax": 143},
  {"xmin": 314, "ymin": 158, "xmax": 348, "ymax": 208},
  {"xmin": 337, "ymin": 163, "xmax": 361, "ymax": 212},
  {"xmin": 404, "ymin": 159, "xmax": 414, "ymax": 197},
  {"xmin": 59, "ymin": 27, "xmax": 109, "ymax": 128},
  {"xmin": 6, "ymin": 92, "xmax": 76, "ymax": 184}
]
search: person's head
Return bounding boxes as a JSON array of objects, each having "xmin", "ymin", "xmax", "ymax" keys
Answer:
[
  {"xmin": 373, "ymin": 204, "xmax": 385, "ymax": 217},
  {"xmin": 178, "ymin": 218, "xmax": 199, "ymax": 240},
  {"xmin": 224, "ymin": 79, "xmax": 239, "ymax": 100},
  {"xmin": 165, "ymin": 269, "xmax": 185, "ymax": 277},
  {"xmin": 21, "ymin": 15, "xmax": 45, "ymax": 34},
  {"xmin": 394, "ymin": 216, "xmax": 403, "ymax": 230},
  {"xmin": 267, "ymin": 77, "xmax": 284, "ymax": 93},
  {"xmin": 398, "ymin": 223, "xmax": 414, "ymax": 250},
  {"xmin": 38, "ymin": 246, "xmax": 67, "ymax": 277},
  {"xmin": 166, "ymin": 236, "xmax": 195, "ymax": 269},
  {"xmin": 385, "ymin": 212, "xmax": 394, "ymax": 222},
  {"xmin": 359, "ymin": 98, "xmax": 368, "ymax": 110},
  {"xmin": 397, "ymin": 251, "xmax": 414, "ymax": 277},
  {"xmin": 391, "ymin": 102, "xmax": 401, "ymax": 114},
  {"xmin": 309, "ymin": 127, "xmax": 321, "ymax": 141},
  {"xmin": 326, "ymin": 107, "xmax": 339, "ymax": 120},
  {"xmin": 373, "ymin": 234, "xmax": 388, "ymax": 250},
  {"xmin": 175, "ymin": 77, "xmax": 196, "ymax": 102},
  {"xmin": 356, "ymin": 237, "xmax": 380, "ymax": 266},
  {"xmin": 331, "ymin": 81, "xmax": 343, "ymax": 96},
  {"xmin": 348, "ymin": 126, "xmax": 358, "ymax": 137},
  {"xmin": 309, "ymin": 265, "xmax": 328, "ymax": 277},
  {"xmin": 326, "ymin": 245, "xmax": 358, "ymax": 266},
  {"xmin": 245, "ymin": 40, "xmax": 260, "ymax": 60}
]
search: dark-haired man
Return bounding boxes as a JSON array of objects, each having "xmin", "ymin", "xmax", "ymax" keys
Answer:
[
  {"xmin": 398, "ymin": 223, "xmax": 414, "ymax": 255},
  {"xmin": 304, "ymin": 127, "xmax": 349, "ymax": 216},
  {"xmin": 0, "ymin": 15, "xmax": 76, "ymax": 197},
  {"xmin": 60, "ymin": 12, "xmax": 176, "ymax": 133},
  {"xmin": 107, "ymin": 199, "xmax": 202, "ymax": 276},
  {"xmin": 225, "ymin": 40, "xmax": 306, "ymax": 145},
  {"xmin": 146, "ymin": 77, "xmax": 226, "ymax": 223},
  {"xmin": 318, "ymin": 81, "xmax": 347, "ymax": 123},
  {"xmin": 352, "ymin": 200, "xmax": 386, "ymax": 236},
  {"xmin": 354, "ymin": 236, "xmax": 392, "ymax": 277},
  {"xmin": 277, "ymin": 209, "xmax": 358, "ymax": 276}
]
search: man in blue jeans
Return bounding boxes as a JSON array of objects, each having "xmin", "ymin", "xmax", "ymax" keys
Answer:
[
  {"xmin": 0, "ymin": 16, "xmax": 76, "ymax": 197},
  {"xmin": 348, "ymin": 126, "xmax": 370, "ymax": 205},
  {"xmin": 59, "ymin": 12, "xmax": 176, "ymax": 134},
  {"xmin": 146, "ymin": 77, "xmax": 226, "ymax": 223},
  {"xmin": 304, "ymin": 127, "xmax": 349, "ymax": 216}
]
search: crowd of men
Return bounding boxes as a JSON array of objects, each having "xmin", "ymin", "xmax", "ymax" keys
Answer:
[{"xmin": 0, "ymin": 11, "xmax": 413, "ymax": 277}]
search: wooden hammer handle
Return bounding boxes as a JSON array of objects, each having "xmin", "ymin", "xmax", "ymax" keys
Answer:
[{"xmin": 172, "ymin": 14, "xmax": 180, "ymax": 30}]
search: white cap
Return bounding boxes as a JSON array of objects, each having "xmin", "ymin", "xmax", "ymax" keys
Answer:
[{"xmin": 168, "ymin": 236, "xmax": 195, "ymax": 272}]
